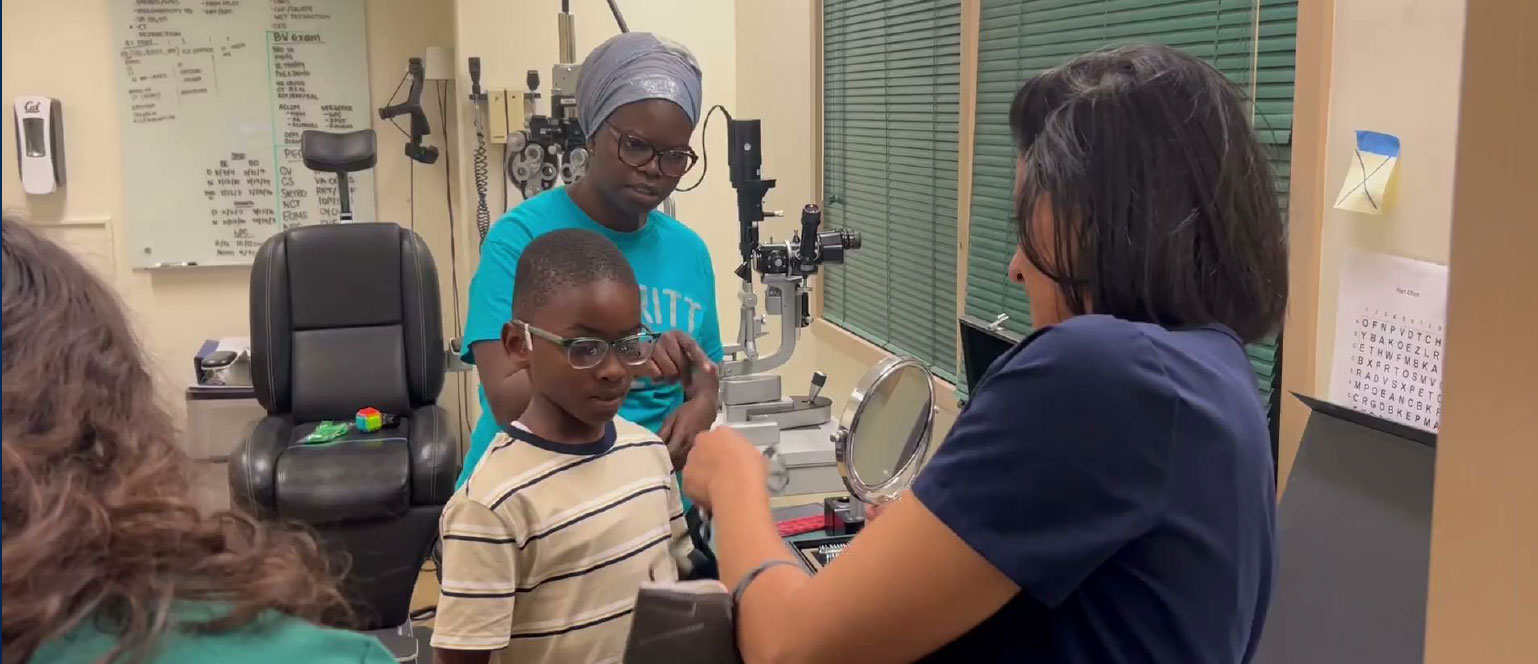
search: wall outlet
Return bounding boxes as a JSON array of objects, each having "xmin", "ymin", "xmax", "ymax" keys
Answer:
[{"xmin": 445, "ymin": 346, "xmax": 471, "ymax": 374}]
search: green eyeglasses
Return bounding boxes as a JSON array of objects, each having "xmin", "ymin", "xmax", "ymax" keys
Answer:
[{"xmin": 517, "ymin": 321, "xmax": 659, "ymax": 370}]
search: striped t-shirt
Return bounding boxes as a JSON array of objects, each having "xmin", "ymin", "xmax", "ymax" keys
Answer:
[{"xmin": 430, "ymin": 418, "xmax": 695, "ymax": 663}]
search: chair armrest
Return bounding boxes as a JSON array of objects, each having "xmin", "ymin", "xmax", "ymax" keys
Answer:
[
  {"xmin": 229, "ymin": 415, "xmax": 293, "ymax": 516},
  {"xmin": 409, "ymin": 405, "xmax": 460, "ymax": 506}
]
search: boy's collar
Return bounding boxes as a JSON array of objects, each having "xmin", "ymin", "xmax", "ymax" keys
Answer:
[{"xmin": 504, "ymin": 420, "xmax": 618, "ymax": 456}]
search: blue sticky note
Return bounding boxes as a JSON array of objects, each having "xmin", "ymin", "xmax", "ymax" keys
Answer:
[{"xmin": 1356, "ymin": 130, "xmax": 1401, "ymax": 158}]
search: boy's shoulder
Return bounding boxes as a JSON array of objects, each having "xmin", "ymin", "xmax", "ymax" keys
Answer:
[
  {"xmin": 612, "ymin": 415, "xmax": 662, "ymax": 443},
  {"xmin": 455, "ymin": 417, "xmax": 666, "ymax": 506}
]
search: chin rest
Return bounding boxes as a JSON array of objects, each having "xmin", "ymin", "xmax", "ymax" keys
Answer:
[
  {"xmin": 302, "ymin": 129, "xmax": 378, "ymax": 173},
  {"xmin": 230, "ymin": 223, "xmax": 457, "ymax": 629}
]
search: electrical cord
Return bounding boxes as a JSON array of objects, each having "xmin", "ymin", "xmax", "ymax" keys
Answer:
[
  {"xmin": 387, "ymin": 70, "xmax": 408, "ymax": 100},
  {"xmin": 606, "ymin": 0, "xmax": 630, "ymax": 32},
  {"xmin": 678, "ymin": 104, "xmax": 732, "ymax": 192},
  {"xmin": 472, "ymin": 108, "xmax": 492, "ymax": 243},
  {"xmin": 437, "ymin": 81, "xmax": 474, "ymax": 441},
  {"xmin": 385, "ymin": 70, "xmax": 412, "ymax": 140}
]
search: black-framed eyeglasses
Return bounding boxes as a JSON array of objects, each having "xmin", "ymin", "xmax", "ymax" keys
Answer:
[
  {"xmin": 605, "ymin": 124, "xmax": 699, "ymax": 178},
  {"xmin": 516, "ymin": 320, "xmax": 660, "ymax": 370}
]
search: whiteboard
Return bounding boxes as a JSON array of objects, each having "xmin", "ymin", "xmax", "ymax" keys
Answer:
[{"xmin": 113, "ymin": 0, "xmax": 375, "ymax": 268}]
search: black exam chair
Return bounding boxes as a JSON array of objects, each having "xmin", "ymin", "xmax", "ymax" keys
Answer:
[{"xmin": 229, "ymin": 216, "xmax": 459, "ymax": 631}]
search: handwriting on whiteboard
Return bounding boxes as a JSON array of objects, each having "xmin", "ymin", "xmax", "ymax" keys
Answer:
[{"xmin": 114, "ymin": 0, "xmax": 373, "ymax": 267}]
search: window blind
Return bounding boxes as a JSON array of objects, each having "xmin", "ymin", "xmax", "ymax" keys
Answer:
[
  {"xmin": 822, "ymin": 0, "xmax": 964, "ymax": 380},
  {"xmin": 965, "ymin": 0, "xmax": 1297, "ymax": 417}
]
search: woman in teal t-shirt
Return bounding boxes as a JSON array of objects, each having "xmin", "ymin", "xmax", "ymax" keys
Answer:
[
  {"xmin": 459, "ymin": 33, "xmax": 723, "ymax": 487},
  {"xmin": 1, "ymin": 217, "xmax": 393, "ymax": 664}
]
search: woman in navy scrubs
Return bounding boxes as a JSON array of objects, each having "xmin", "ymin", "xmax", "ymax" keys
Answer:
[{"xmin": 682, "ymin": 45, "xmax": 1288, "ymax": 663}]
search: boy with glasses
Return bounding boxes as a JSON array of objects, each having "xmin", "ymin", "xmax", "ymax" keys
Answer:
[{"xmin": 432, "ymin": 230, "xmax": 713, "ymax": 664}]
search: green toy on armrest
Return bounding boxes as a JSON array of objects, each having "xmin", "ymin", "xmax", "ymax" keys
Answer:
[
  {"xmin": 302, "ymin": 421, "xmax": 353, "ymax": 444},
  {"xmin": 300, "ymin": 408, "xmax": 403, "ymax": 444}
]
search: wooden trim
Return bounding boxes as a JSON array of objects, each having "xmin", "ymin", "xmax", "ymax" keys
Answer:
[
  {"xmin": 810, "ymin": 0, "xmax": 827, "ymax": 320},
  {"xmin": 1424, "ymin": 0, "xmax": 1538, "ymax": 658},
  {"xmin": 1275, "ymin": 0, "xmax": 1333, "ymax": 492},
  {"xmin": 955, "ymin": 0, "xmax": 980, "ymax": 374}
]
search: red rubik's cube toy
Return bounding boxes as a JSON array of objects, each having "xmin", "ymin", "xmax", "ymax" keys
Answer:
[{"xmin": 355, "ymin": 407, "xmax": 383, "ymax": 433}]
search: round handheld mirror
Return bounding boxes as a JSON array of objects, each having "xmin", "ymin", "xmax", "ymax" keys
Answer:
[{"xmin": 832, "ymin": 356, "xmax": 937, "ymax": 505}]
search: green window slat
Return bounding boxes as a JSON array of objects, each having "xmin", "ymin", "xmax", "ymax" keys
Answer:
[{"xmin": 823, "ymin": 0, "xmax": 963, "ymax": 378}]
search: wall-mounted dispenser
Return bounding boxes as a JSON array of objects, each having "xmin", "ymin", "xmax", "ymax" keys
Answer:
[{"xmin": 13, "ymin": 96, "xmax": 65, "ymax": 195}]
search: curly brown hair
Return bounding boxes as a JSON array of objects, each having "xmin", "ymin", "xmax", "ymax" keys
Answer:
[{"xmin": 1, "ymin": 217, "xmax": 352, "ymax": 664}]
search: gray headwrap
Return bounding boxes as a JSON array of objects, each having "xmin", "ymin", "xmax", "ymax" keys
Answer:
[{"xmin": 576, "ymin": 32, "xmax": 703, "ymax": 140}]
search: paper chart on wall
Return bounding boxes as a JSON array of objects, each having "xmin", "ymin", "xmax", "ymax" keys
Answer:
[{"xmin": 1327, "ymin": 250, "xmax": 1449, "ymax": 433}]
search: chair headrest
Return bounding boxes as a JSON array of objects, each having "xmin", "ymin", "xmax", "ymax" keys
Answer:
[{"xmin": 302, "ymin": 130, "xmax": 378, "ymax": 174}]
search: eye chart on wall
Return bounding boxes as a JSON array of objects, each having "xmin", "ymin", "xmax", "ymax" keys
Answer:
[
  {"xmin": 1328, "ymin": 250, "xmax": 1449, "ymax": 433},
  {"xmin": 113, "ymin": 0, "xmax": 373, "ymax": 268}
]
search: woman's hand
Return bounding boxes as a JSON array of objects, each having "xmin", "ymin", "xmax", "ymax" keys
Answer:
[
  {"xmin": 640, "ymin": 330, "xmax": 696, "ymax": 383},
  {"xmin": 658, "ymin": 336, "xmax": 719, "ymax": 469},
  {"xmin": 661, "ymin": 397, "xmax": 718, "ymax": 470},
  {"xmin": 682, "ymin": 426, "xmax": 768, "ymax": 512},
  {"xmin": 471, "ymin": 340, "xmax": 531, "ymax": 427}
]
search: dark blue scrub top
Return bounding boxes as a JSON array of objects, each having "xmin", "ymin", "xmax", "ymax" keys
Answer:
[{"xmin": 913, "ymin": 315, "xmax": 1276, "ymax": 663}]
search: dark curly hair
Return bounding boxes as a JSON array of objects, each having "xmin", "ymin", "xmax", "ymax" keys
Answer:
[
  {"xmin": 1, "ymin": 216, "xmax": 352, "ymax": 664},
  {"xmin": 512, "ymin": 228, "xmax": 638, "ymax": 320}
]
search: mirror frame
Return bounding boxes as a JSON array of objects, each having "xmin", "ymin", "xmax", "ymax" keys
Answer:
[{"xmin": 832, "ymin": 356, "xmax": 937, "ymax": 505}]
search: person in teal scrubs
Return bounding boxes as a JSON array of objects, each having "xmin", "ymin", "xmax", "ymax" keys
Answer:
[
  {"xmin": 1, "ymin": 217, "xmax": 393, "ymax": 664},
  {"xmin": 459, "ymin": 32, "xmax": 723, "ymax": 488}
]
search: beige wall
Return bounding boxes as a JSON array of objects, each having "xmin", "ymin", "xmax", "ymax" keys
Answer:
[
  {"xmin": 366, "ymin": 0, "xmax": 468, "ymax": 442},
  {"xmin": 1279, "ymin": 0, "xmax": 1468, "ymax": 489},
  {"xmin": 735, "ymin": 0, "xmax": 816, "ymax": 249},
  {"xmin": 0, "ymin": 0, "xmax": 461, "ymax": 433},
  {"xmin": 1423, "ymin": 0, "xmax": 1538, "ymax": 659},
  {"xmin": 1310, "ymin": 0, "xmax": 1465, "ymax": 395},
  {"xmin": 1281, "ymin": 0, "xmax": 1538, "ymax": 655}
]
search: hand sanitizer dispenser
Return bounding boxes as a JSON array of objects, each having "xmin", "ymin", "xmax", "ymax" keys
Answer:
[{"xmin": 13, "ymin": 96, "xmax": 65, "ymax": 195}]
